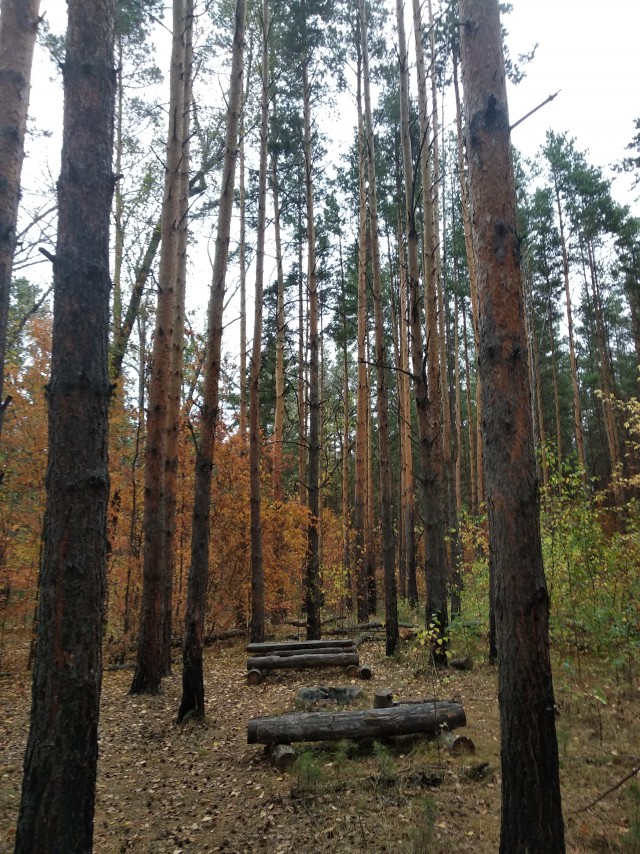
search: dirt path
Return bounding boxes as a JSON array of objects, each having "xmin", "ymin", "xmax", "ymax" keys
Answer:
[{"xmin": 1, "ymin": 635, "xmax": 637, "ymax": 852}]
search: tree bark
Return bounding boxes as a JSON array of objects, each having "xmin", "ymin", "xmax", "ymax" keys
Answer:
[
  {"xmin": 453, "ymin": 49, "xmax": 483, "ymax": 512},
  {"xmin": 301, "ymin": 56, "xmax": 321, "ymax": 640},
  {"xmin": 249, "ymin": 0, "xmax": 269, "ymax": 644},
  {"xmin": 458, "ymin": 2, "xmax": 565, "ymax": 850},
  {"xmin": 178, "ymin": 0, "xmax": 246, "ymax": 722},
  {"xmin": 271, "ymin": 102, "xmax": 286, "ymax": 503},
  {"xmin": 358, "ymin": 0, "xmax": 398, "ymax": 656},
  {"xmin": 130, "ymin": 0, "xmax": 187, "ymax": 695},
  {"xmin": 14, "ymin": 1, "xmax": 115, "ymax": 850},
  {"xmin": 0, "ymin": 0, "xmax": 41, "ymax": 441},
  {"xmin": 247, "ymin": 700, "xmax": 466, "ymax": 744},
  {"xmin": 354, "ymin": 50, "xmax": 369, "ymax": 624},
  {"xmin": 554, "ymin": 174, "xmax": 586, "ymax": 478},
  {"xmin": 412, "ymin": 0, "xmax": 448, "ymax": 659}
]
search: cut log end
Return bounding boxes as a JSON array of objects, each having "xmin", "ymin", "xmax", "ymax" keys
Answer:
[
  {"xmin": 437, "ymin": 730, "xmax": 476, "ymax": 756},
  {"xmin": 247, "ymin": 668, "xmax": 263, "ymax": 686},
  {"xmin": 266, "ymin": 743, "xmax": 297, "ymax": 771},
  {"xmin": 358, "ymin": 665, "xmax": 373, "ymax": 680}
]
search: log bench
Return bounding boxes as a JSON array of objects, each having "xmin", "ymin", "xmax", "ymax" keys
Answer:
[
  {"xmin": 246, "ymin": 638, "xmax": 369, "ymax": 684},
  {"xmin": 247, "ymin": 700, "xmax": 467, "ymax": 750}
]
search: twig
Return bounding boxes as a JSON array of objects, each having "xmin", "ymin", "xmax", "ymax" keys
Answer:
[
  {"xmin": 573, "ymin": 764, "xmax": 640, "ymax": 814},
  {"xmin": 510, "ymin": 91, "xmax": 560, "ymax": 131}
]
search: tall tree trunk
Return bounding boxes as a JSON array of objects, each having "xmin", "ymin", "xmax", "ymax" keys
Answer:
[
  {"xmin": 359, "ymin": 0, "xmax": 398, "ymax": 654},
  {"xmin": 162, "ymin": 0, "xmax": 193, "ymax": 672},
  {"xmin": 249, "ymin": 0, "xmax": 269, "ymax": 644},
  {"xmin": 338, "ymin": 235, "xmax": 352, "ymax": 611},
  {"xmin": 396, "ymin": 0, "xmax": 432, "ymax": 628},
  {"xmin": 131, "ymin": 0, "xmax": 187, "ymax": 695},
  {"xmin": 302, "ymin": 57, "xmax": 321, "ymax": 640},
  {"xmin": 178, "ymin": 0, "xmax": 246, "ymax": 721},
  {"xmin": 453, "ymin": 49, "xmax": 483, "ymax": 511},
  {"xmin": 271, "ymin": 104, "xmax": 286, "ymax": 503},
  {"xmin": 297, "ymin": 200, "xmax": 307, "ymax": 505},
  {"xmin": 462, "ymin": 297, "xmax": 477, "ymax": 510},
  {"xmin": 0, "ymin": 0, "xmax": 41, "ymax": 441},
  {"xmin": 112, "ymin": 34, "xmax": 124, "ymax": 342},
  {"xmin": 548, "ymin": 295, "xmax": 563, "ymax": 481},
  {"xmin": 354, "ymin": 53, "xmax": 369, "ymax": 624},
  {"xmin": 412, "ymin": 0, "xmax": 448, "ymax": 657},
  {"xmin": 398, "ymin": 234, "xmax": 418, "ymax": 605},
  {"xmin": 458, "ymin": 3, "xmax": 565, "ymax": 850},
  {"xmin": 14, "ymin": 0, "xmax": 115, "ymax": 849},
  {"xmin": 554, "ymin": 174, "xmax": 586, "ymax": 478},
  {"xmin": 585, "ymin": 240, "xmax": 622, "ymax": 502},
  {"xmin": 238, "ymin": 36, "xmax": 252, "ymax": 442}
]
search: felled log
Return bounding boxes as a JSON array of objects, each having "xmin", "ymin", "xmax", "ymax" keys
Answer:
[
  {"xmin": 248, "ymin": 645, "xmax": 355, "ymax": 659},
  {"xmin": 247, "ymin": 700, "xmax": 466, "ymax": 745},
  {"xmin": 436, "ymin": 730, "xmax": 476, "ymax": 755},
  {"xmin": 247, "ymin": 638, "xmax": 356, "ymax": 655},
  {"xmin": 247, "ymin": 651, "xmax": 359, "ymax": 672},
  {"xmin": 358, "ymin": 665, "xmax": 373, "ymax": 680}
]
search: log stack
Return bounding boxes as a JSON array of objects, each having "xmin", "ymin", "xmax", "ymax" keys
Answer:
[{"xmin": 246, "ymin": 638, "xmax": 367, "ymax": 684}]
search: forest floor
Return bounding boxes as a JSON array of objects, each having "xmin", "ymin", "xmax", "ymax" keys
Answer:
[{"xmin": 1, "ymin": 628, "xmax": 639, "ymax": 853}]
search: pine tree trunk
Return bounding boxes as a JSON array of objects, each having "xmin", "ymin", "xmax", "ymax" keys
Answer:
[
  {"xmin": 412, "ymin": 0, "xmax": 448, "ymax": 657},
  {"xmin": 302, "ymin": 57, "xmax": 321, "ymax": 640},
  {"xmin": 178, "ymin": 0, "xmax": 245, "ymax": 721},
  {"xmin": 458, "ymin": 3, "xmax": 565, "ymax": 850},
  {"xmin": 0, "ymin": 0, "xmax": 41, "ymax": 441},
  {"xmin": 339, "ymin": 237, "xmax": 352, "ymax": 612},
  {"xmin": 359, "ymin": 0, "xmax": 398, "ymax": 654},
  {"xmin": 554, "ymin": 176, "xmax": 586, "ymax": 478},
  {"xmin": 14, "ymin": 1, "xmax": 115, "ymax": 849},
  {"xmin": 462, "ymin": 298, "xmax": 477, "ymax": 511},
  {"xmin": 297, "ymin": 202, "xmax": 307, "ymax": 505},
  {"xmin": 162, "ymin": 0, "xmax": 193, "ymax": 674},
  {"xmin": 131, "ymin": 0, "xmax": 187, "ymax": 695},
  {"xmin": 453, "ymin": 50, "xmax": 483, "ymax": 510},
  {"xmin": 395, "ymin": 0, "xmax": 425, "ymax": 614},
  {"xmin": 249, "ymin": 0, "xmax": 269, "ymax": 644},
  {"xmin": 238, "ymin": 35, "xmax": 253, "ymax": 442},
  {"xmin": 271, "ymin": 114, "xmax": 286, "ymax": 503},
  {"xmin": 354, "ymin": 55, "xmax": 369, "ymax": 624}
]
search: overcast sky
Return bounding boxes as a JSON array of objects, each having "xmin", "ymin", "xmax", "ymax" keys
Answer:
[
  {"xmin": 505, "ymin": 0, "xmax": 639, "ymax": 210},
  {"xmin": 25, "ymin": 0, "xmax": 640, "ymax": 276}
]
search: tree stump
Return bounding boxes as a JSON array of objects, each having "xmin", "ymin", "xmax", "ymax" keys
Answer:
[{"xmin": 374, "ymin": 688, "xmax": 394, "ymax": 709}]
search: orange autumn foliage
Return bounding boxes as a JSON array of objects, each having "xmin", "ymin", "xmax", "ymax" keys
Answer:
[
  {"xmin": 0, "ymin": 310, "xmax": 349, "ymax": 666},
  {"xmin": 0, "ymin": 313, "xmax": 50, "ymax": 665}
]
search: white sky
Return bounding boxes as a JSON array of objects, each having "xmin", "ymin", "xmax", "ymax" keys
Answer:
[
  {"xmin": 504, "ymin": 0, "xmax": 639, "ymax": 210},
  {"xmin": 21, "ymin": 0, "xmax": 640, "ymax": 301}
]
